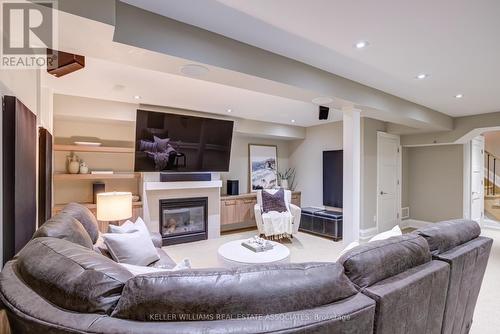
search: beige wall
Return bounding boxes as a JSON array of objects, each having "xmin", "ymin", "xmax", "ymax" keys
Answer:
[
  {"xmin": 220, "ymin": 134, "xmax": 289, "ymax": 194},
  {"xmin": 361, "ymin": 118, "xmax": 387, "ymax": 230},
  {"xmin": 403, "ymin": 145, "xmax": 464, "ymax": 222},
  {"xmin": 53, "ymin": 95, "xmax": 399, "ymax": 231},
  {"xmin": 289, "ymin": 122, "xmax": 343, "ymax": 208},
  {"xmin": 401, "ymin": 111, "xmax": 500, "ymax": 146},
  {"xmin": 485, "ymin": 131, "xmax": 500, "ymax": 158},
  {"xmin": 53, "ymin": 95, "xmax": 297, "ymax": 203}
]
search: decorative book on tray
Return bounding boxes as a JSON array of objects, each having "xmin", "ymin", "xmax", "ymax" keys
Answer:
[{"xmin": 241, "ymin": 236, "xmax": 274, "ymax": 253}]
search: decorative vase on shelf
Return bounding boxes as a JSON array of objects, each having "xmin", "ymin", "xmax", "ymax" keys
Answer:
[
  {"xmin": 79, "ymin": 161, "xmax": 89, "ymax": 174},
  {"xmin": 67, "ymin": 154, "xmax": 80, "ymax": 174},
  {"xmin": 280, "ymin": 179, "xmax": 289, "ymax": 190}
]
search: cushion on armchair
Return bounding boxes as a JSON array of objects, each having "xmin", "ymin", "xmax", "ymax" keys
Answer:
[{"xmin": 262, "ymin": 188, "xmax": 288, "ymax": 213}]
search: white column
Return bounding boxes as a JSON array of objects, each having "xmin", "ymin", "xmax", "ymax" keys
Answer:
[{"xmin": 343, "ymin": 107, "xmax": 361, "ymax": 244}]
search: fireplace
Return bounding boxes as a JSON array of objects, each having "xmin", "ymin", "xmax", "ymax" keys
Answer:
[{"xmin": 159, "ymin": 197, "xmax": 208, "ymax": 245}]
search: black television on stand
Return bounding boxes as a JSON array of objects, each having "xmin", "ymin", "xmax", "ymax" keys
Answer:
[{"xmin": 134, "ymin": 110, "xmax": 234, "ymax": 174}]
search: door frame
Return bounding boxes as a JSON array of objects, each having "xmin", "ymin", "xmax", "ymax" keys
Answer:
[
  {"xmin": 463, "ymin": 136, "xmax": 485, "ymax": 225},
  {"xmin": 376, "ymin": 132, "xmax": 402, "ymax": 233}
]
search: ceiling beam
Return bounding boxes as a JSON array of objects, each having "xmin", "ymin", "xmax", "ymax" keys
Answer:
[{"xmin": 111, "ymin": 1, "xmax": 453, "ymax": 132}]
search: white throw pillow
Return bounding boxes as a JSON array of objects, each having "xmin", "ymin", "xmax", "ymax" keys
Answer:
[
  {"xmin": 338, "ymin": 241, "xmax": 360, "ymax": 258},
  {"xmin": 119, "ymin": 258, "xmax": 192, "ymax": 276},
  {"xmin": 102, "ymin": 230, "xmax": 160, "ymax": 266},
  {"xmin": 369, "ymin": 225, "xmax": 402, "ymax": 242},
  {"xmin": 108, "ymin": 217, "xmax": 150, "ymax": 237}
]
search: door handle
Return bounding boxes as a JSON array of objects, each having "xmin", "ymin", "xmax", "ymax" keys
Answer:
[{"xmin": 380, "ymin": 191, "xmax": 388, "ymax": 195}]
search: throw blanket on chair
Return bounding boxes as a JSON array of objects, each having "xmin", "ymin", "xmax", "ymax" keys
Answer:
[{"xmin": 261, "ymin": 211, "xmax": 293, "ymax": 240}]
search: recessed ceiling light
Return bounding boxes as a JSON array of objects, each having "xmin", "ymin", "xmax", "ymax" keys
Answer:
[
  {"xmin": 227, "ymin": 109, "xmax": 232, "ymax": 113},
  {"xmin": 312, "ymin": 97, "xmax": 334, "ymax": 105},
  {"xmin": 455, "ymin": 94, "xmax": 463, "ymax": 99},
  {"xmin": 133, "ymin": 95, "xmax": 141, "ymax": 100},
  {"xmin": 355, "ymin": 40, "xmax": 369, "ymax": 49},
  {"xmin": 180, "ymin": 64, "xmax": 210, "ymax": 78},
  {"xmin": 291, "ymin": 119, "xmax": 296, "ymax": 123},
  {"xmin": 416, "ymin": 73, "xmax": 428, "ymax": 80}
]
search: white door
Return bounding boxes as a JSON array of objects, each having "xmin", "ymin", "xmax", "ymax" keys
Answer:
[
  {"xmin": 377, "ymin": 132, "xmax": 401, "ymax": 232},
  {"xmin": 470, "ymin": 136, "xmax": 485, "ymax": 223}
]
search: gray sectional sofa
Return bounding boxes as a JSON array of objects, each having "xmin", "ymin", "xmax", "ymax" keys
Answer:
[{"xmin": 0, "ymin": 203, "xmax": 492, "ymax": 334}]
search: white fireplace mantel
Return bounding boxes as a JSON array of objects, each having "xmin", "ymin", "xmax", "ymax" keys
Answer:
[{"xmin": 140, "ymin": 176, "xmax": 222, "ymax": 240}]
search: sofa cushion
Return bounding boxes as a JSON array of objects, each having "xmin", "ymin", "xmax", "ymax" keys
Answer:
[
  {"xmin": 415, "ymin": 219, "xmax": 481, "ymax": 255},
  {"xmin": 338, "ymin": 234, "xmax": 431, "ymax": 289},
  {"xmin": 60, "ymin": 202, "xmax": 100, "ymax": 243},
  {"xmin": 15, "ymin": 237, "xmax": 133, "ymax": 314},
  {"xmin": 33, "ymin": 213, "xmax": 94, "ymax": 249},
  {"xmin": 108, "ymin": 217, "xmax": 150, "ymax": 238},
  {"xmin": 433, "ymin": 237, "xmax": 492, "ymax": 334},
  {"xmin": 103, "ymin": 231, "xmax": 160, "ymax": 266},
  {"xmin": 111, "ymin": 262, "xmax": 358, "ymax": 321},
  {"xmin": 149, "ymin": 248, "xmax": 177, "ymax": 269},
  {"xmin": 363, "ymin": 260, "xmax": 450, "ymax": 334},
  {"xmin": 261, "ymin": 188, "xmax": 288, "ymax": 213},
  {"xmin": 369, "ymin": 225, "xmax": 402, "ymax": 242}
]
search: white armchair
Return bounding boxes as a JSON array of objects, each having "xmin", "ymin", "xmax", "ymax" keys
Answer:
[{"xmin": 254, "ymin": 189, "xmax": 301, "ymax": 239}]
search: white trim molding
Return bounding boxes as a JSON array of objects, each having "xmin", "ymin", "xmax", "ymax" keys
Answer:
[
  {"xmin": 400, "ymin": 219, "xmax": 432, "ymax": 229},
  {"xmin": 483, "ymin": 218, "xmax": 500, "ymax": 231}
]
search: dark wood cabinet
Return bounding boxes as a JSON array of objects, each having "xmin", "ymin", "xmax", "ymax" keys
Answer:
[{"xmin": 2, "ymin": 96, "xmax": 37, "ymax": 264}]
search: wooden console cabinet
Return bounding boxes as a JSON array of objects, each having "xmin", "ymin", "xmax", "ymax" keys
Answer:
[{"xmin": 220, "ymin": 192, "xmax": 301, "ymax": 231}]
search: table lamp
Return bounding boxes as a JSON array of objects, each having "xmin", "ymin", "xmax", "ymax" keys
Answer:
[{"xmin": 96, "ymin": 192, "xmax": 132, "ymax": 225}]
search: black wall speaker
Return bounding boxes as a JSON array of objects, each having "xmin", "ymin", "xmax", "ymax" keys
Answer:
[
  {"xmin": 2, "ymin": 96, "xmax": 37, "ymax": 265},
  {"xmin": 38, "ymin": 127, "xmax": 53, "ymax": 226},
  {"xmin": 93, "ymin": 183, "xmax": 106, "ymax": 204},
  {"xmin": 227, "ymin": 180, "xmax": 239, "ymax": 196},
  {"xmin": 319, "ymin": 106, "xmax": 330, "ymax": 120}
]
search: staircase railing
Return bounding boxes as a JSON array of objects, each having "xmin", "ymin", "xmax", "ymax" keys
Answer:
[{"xmin": 485, "ymin": 150, "xmax": 499, "ymax": 196}]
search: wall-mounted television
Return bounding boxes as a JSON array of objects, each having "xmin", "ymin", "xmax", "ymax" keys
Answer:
[
  {"xmin": 323, "ymin": 150, "xmax": 343, "ymax": 208},
  {"xmin": 134, "ymin": 110, "xmax": 234, "ymax": 172}
]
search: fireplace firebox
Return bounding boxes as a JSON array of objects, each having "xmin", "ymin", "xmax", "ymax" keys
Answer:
[{"xmin": 159, "ymin": 197, "xmax": 208, "ymax": 245}]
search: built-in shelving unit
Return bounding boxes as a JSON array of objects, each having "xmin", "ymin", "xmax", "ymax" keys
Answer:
[
  {"xmin": 54, "ymin": 144, "xmax": 134, "ymax": 153},
  {"xmin": 54, "ymin": 172, "xmax": 140, "ymax": 181},
  {"xmin": 53, "ymin": 201, "xmax": 143, "ymax": 211}
]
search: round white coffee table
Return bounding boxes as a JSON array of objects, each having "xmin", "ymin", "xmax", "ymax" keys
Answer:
[{"xmin": 218, "ymin": 239, "xmax": 290, "ymax": 267}]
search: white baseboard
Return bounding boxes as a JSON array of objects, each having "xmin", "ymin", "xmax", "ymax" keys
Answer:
[
  {"xmin": 483, "ymin": 219, "xmax": 500, "ymax": 231},
  {"xmin": 359, "ymin": 227, "xmax": 378, "ymax": 241},
  {"xmin": 400, "ymin": 219, "xmax": 432, "ymax": 229}
]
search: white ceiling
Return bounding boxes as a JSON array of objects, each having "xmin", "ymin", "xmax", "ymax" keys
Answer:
[
  {"xmin": 46, "ymin": 57, "xmax": 343, "ymax": 127},
  {"xmin": 122, "ymin": 0, "xmax": 500, "ymax": 117}
]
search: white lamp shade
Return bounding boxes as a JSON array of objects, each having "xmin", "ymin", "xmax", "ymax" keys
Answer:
[{"xmin": 96, "ymin": 192, "xmax": 132, "ymax": 221}]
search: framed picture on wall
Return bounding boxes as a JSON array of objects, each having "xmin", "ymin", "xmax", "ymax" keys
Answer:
[{"xmin": 248, "ymin": 144, "xmax": 278, "ymax": 191}]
